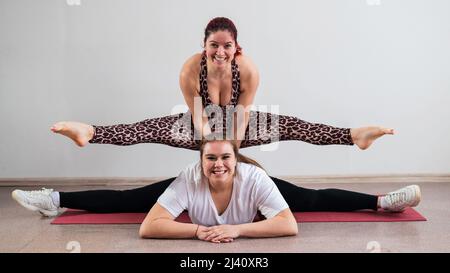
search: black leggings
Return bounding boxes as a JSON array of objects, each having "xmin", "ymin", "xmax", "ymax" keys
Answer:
[{"xmin": 60, "ymin": 177, "xmax": 378, "ymax": 213}]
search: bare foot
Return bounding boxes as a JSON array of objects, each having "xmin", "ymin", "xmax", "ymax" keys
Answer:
[
  {"xmin": 50, "ymin": 121, "xmax": 94, "ymax": 147},
  {"xmin": 350, "ymin": 126, "xmax": 394, "ymax": 150}
]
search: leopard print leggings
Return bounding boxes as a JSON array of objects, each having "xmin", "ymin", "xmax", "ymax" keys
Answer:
[{"xmin": 89, "ymin": 111, "xmax": 353, "ymax": 150}]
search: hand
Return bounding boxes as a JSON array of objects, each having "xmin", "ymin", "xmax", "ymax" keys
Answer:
[{"xmin": 201, "ymin": 225, "xmax": 240, "ymax": 243}]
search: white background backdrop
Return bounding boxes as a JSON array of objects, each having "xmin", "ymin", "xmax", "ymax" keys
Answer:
[{"xmin": 1, "ymin": 0, "xmax": 449, "ymax": 178}]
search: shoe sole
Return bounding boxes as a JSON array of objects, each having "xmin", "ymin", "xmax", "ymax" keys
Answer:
[{"xmin": 11, "ymin": 191, "xmax": 58, "ymax": 217}]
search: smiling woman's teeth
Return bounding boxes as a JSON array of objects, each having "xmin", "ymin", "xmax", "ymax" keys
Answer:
[{"xmin": 214, "ymin": 56, "xmax": 226, "ymax": 62}]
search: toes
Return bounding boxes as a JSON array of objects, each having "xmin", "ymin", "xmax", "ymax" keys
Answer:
[
  {"xmin": 51, "ymin": 123, "xmax": 64, "ymax": 132},
  {"xmin": 379, "ymin": 128, "xmax": 394, "ymax": 135},
  {"xmin": 50, "ymin": 126, "xmax": 60, "ymax": 132}
]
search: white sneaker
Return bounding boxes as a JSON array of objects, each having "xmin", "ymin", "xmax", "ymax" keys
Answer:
[
  {"xmin": 11, "ymin": 188, "xmax": 59, "ymax": 217},
  {"xmin": 381, "ymin": 185, "xmax": 421, "ymax": 212}
]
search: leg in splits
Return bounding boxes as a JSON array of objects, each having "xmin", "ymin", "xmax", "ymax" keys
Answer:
[
  {"xmin": 51, "ymin": 112, "xmax": 394, "ymax": 150},
  {"xmin": 11, "ymin": 177, "xmax": 420, "ymax": 216}
]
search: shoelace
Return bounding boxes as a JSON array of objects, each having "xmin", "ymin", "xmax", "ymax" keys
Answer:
[
  {"xmin": 26, "ymin": 188, "xmax": 53, "ymax": 197},
  {"xmin": 387, "ymin": 191, "xmax": 407, "ymax": 206}
]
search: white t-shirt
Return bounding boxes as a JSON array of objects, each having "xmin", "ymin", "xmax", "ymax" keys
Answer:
[{"xmin": 157, "ymin": 161, "xmax": 289, "ymax": 226}]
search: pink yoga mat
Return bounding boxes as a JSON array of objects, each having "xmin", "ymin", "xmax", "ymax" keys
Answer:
[{"xmin": 51, "ymin": 208, "xmax": 426, "ymax": 225}]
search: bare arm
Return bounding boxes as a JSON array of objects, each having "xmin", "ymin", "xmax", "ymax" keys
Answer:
[
  {"xmin": 201, "ymin": 208, "xmax": 298, "ymax": 243},
  {"xmin": 238, "ymin": 209, "xmax": 298, "ymax": 237},
  {"xmin": 179, "ymin": 54, "xmax": 212, "ymax": 138},
  {"xmin": 139, "ymin": 203, "xmax": 199, "ymax": 239},
  {"xmin": 234, "ymin": 56, "xmax": 259, "ymax": 147}
]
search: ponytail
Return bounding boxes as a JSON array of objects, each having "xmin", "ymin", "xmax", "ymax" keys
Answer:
[{"xmin": 236, "ymin": 153, "xmax": 265, "ymax": 171}]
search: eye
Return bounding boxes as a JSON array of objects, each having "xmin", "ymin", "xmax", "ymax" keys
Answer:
[
  {"xmin": 207, "ymin": 156, "xmax": 216, "ymax": 160},
  {"xmin": 225, "ymin": 44, "xmax": 232, "ymax": 48},
  {"xmin": 210, "ymin": 43, "xmax": 218, "ymax": 48}
]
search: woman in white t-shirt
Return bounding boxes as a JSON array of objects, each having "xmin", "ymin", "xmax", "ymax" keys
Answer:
[{"xmin": 139, "ymin": 139, "xmax": 298, "ymax": 242}]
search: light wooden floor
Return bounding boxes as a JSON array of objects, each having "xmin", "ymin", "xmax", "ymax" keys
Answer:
[{"xmin": 1, "ymin": 182, "xmax": 449, "ymax": 253}]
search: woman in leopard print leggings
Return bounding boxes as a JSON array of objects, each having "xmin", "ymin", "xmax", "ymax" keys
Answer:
[
  {"xmin": 47, "ymin": 17, "xmax": 394, "ymax": 213},
  {"xmin": 51, "ymin": 17, "xmax": 393, "ymax": 151}
]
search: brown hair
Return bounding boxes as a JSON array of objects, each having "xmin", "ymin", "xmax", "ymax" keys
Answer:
[
  {"xmin": 199, "ymin": 136, "xmax": 264, "ymax": 170},
  {"xmin": 203, "ymin": 17, "xmax": 242, "ymax": 56}
]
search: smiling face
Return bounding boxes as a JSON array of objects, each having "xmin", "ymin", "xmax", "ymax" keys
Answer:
[
  {"xmin": 204, "ymin": 30, "xmax": 237, "ymax": 70},
  {"xmin": 201, "ymin": 140, "xmax": 237, "ymax": 186}
]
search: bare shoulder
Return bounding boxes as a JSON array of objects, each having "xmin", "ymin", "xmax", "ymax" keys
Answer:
[
  {"xmin": 180, "ymin": 53, "xmax": 202, "ymax": 76},
  {"xmin": 235, "ymin": 54, "xmax": 259, "ymax": 80},
  {"xmin": 179, "ymin": 53, "xmax": 202, "ymax": 93},
  {"xmin": 235, "ymin": 55, "xmax": 259, "ymax": 94}
]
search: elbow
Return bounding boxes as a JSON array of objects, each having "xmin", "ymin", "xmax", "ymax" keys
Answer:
[
  {"xmin": 285, "ymin": 219, "xmax": 298, "ymax": 236},
  {"xmin": 290, "ymin": 223, "xmax": 299, "ymax": 236},
  {"xmin": 139, "ymin": 225, "xmax": 148, "ymax": 239},
  {"xmin": 139, "ymin": 224, "xmax": 154, "ymax": 239}
]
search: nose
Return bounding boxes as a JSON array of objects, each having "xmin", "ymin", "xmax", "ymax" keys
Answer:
[
  {"xmin": 216, "ymin": 46, "xmax": 225, "ymax": 55},
  {"xmin": 214, "ymin": 159, "xmax": 224, "ymax": 167}
]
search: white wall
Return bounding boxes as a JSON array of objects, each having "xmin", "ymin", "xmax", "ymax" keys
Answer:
[{"xmin": 1, "ymin": 0, "xmax": 449, "ymax": 178}]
